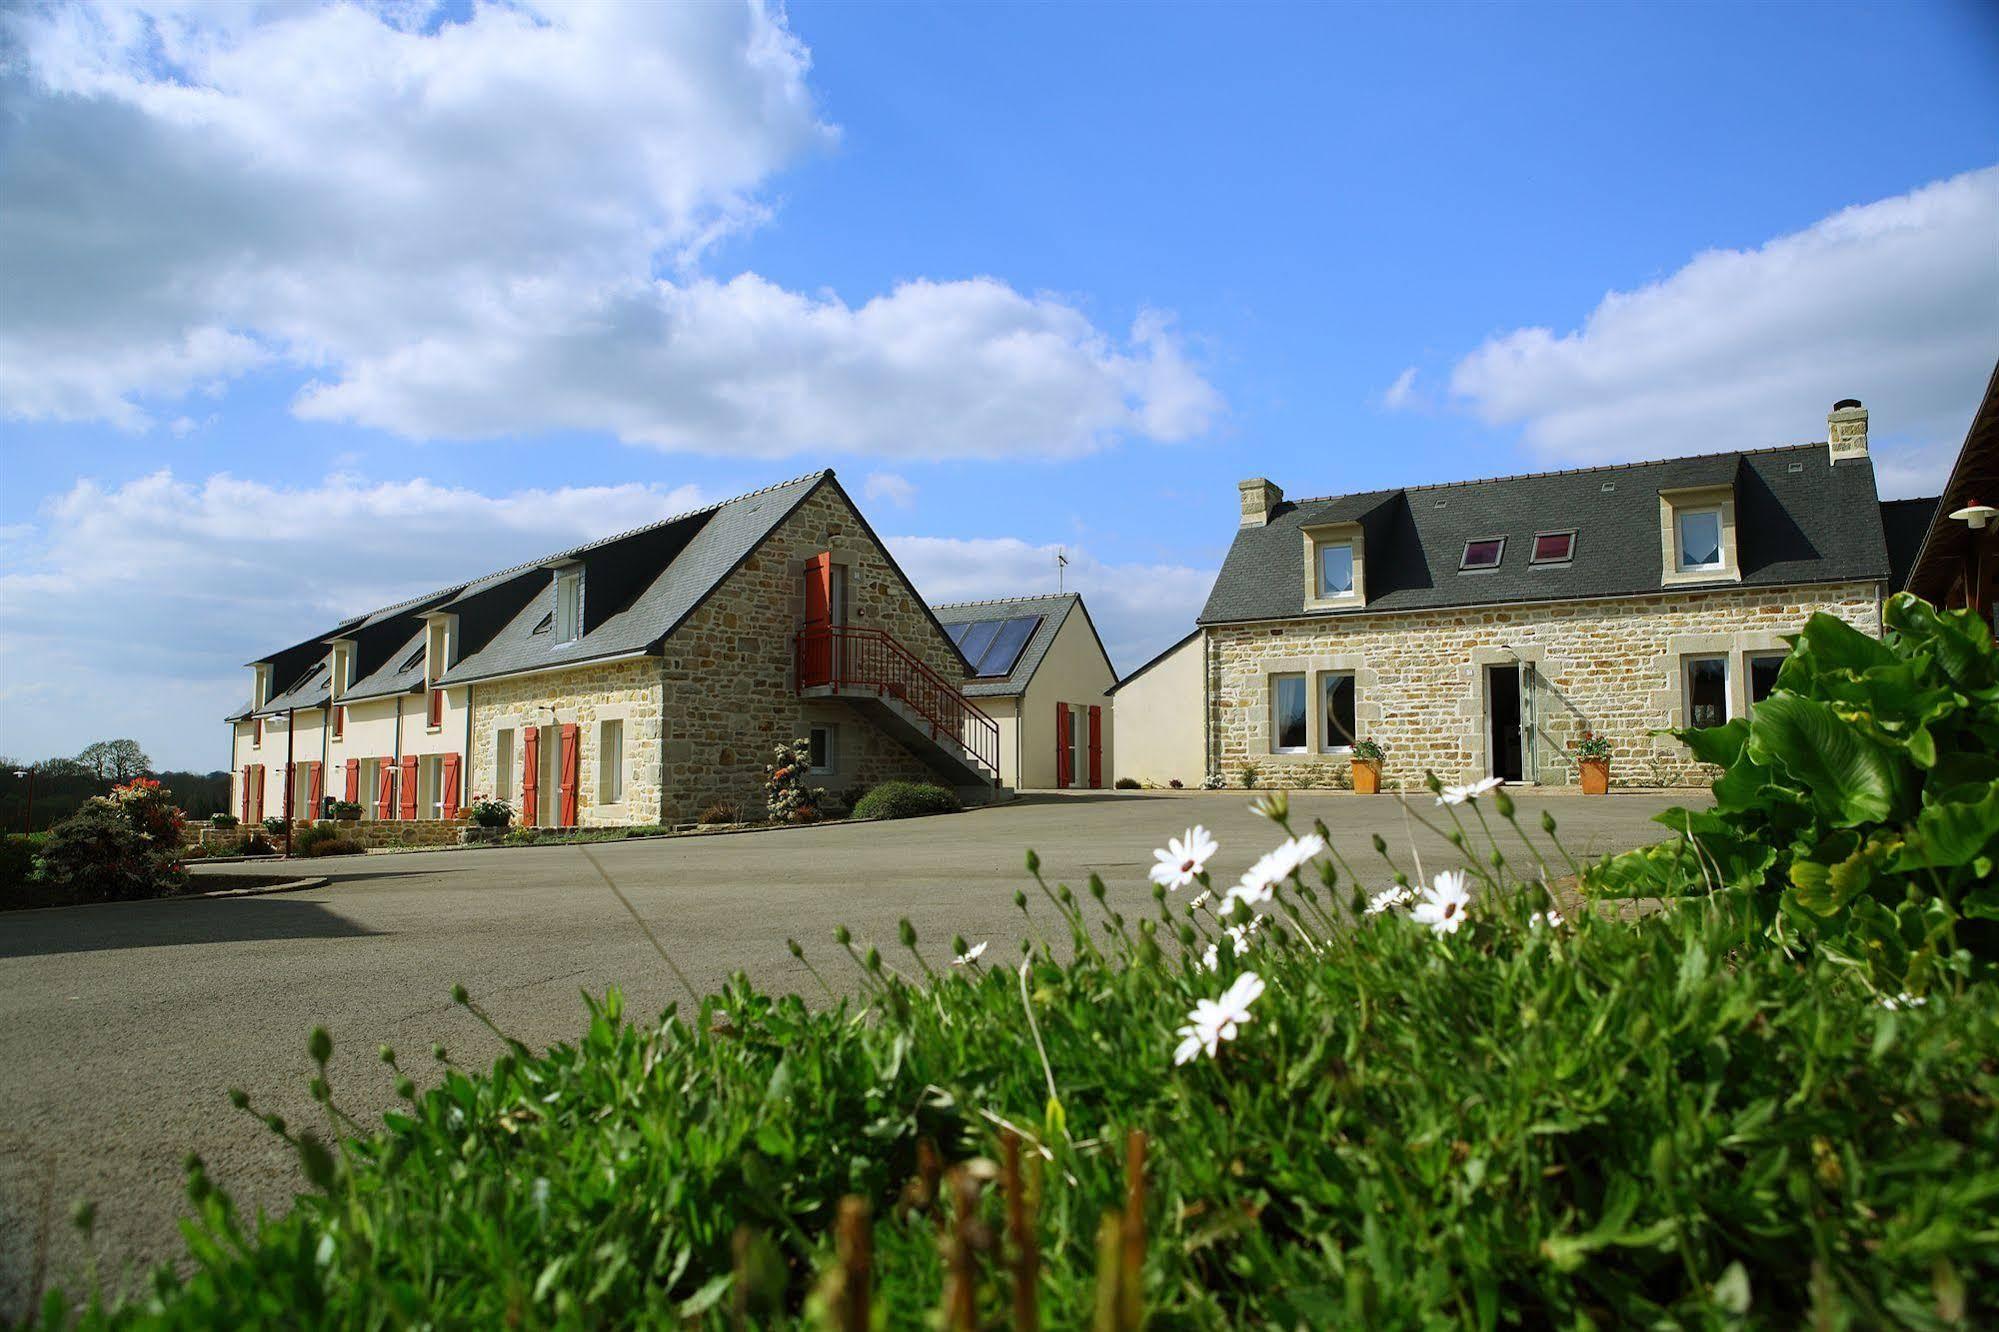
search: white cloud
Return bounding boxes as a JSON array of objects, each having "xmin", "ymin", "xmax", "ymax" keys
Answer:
[
  {"xmin": 0, "ymin": 470, "xmax": 707, "ymax": 767},
  {"xmin": 1444, "ymin": 165, "xmax": 1999, "ymax": 491},
  {"xmin": 887, "ymin": 534, "xmax": 1214, "ymax": 676},
  {"xmin": 863, "ymin": 471, "xmax": 916, "ymax": 508},
  {"xmin": 1381, "ymin": 366, "xmax": 1419, "ymax": 410},
  {"xmin": 0, "ymin": 1, "xmax": 1218, "ymax": 458}
]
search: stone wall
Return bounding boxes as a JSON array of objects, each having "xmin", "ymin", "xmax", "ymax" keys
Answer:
[
  {"xmin": 184, "ymin": 818, "xmax": 470, "ymax": 852},
  {"xmin": 1207, "ymin": 580, "xmax": 1881, "ymax": 790},
  {"xmin": 659, "ymin": 481, "xmax": 964, "ymax": 819},
  {"xmin": 468, "ymin": 656, "xmax": 667, "ymax": 827}
]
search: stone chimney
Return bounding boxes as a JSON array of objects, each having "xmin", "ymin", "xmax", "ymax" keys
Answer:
[
  {"xmin": 1239, "ymin": 477, "xmax": 1283, "ymax": 527},
  {"xmin": 1828, "ymin": 399, "xmax": 1868, "ymax": 463}
]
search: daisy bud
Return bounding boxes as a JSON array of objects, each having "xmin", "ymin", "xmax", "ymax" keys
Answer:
[
  {"xmin": 835, "ymin": 924, "xmax": 852, "ymax": 946},
  {"xmin": 1494, "ymin": 788, "xmax": 1515, "ymax": 819},
  {"xmin": 787, "ymin": 938, "xmax": 803, "ymax": 958},
  {"xmin": 1424, "ymin": 770, "xmax": 1443, "ymax": 794},
  {"xmin": 898, "ymin": 918, "xmax": 917, "ymax": 947},
  {"xmin": 71, "ymin": 1200, "xmax": 96, "ymax": 1237},
  {"xmin": 1448, "ymin": 831, "xmax": 1466, "ymax": 848},
  {"xmin": 1057, "ymin": 884, "xmax": 1073, "ymax": 905},
  {"xmin": 1372, "ymin": 834, "xmax": 1388, "ymax": 855},
  {"xmin": 228, "ymin": 1088, "xmax": 249, "ymax": 1110},
  {"xmin": 1541, "ymin": 811, "xmax": 1557, "ymax": 835},
  {"xmin": 1152, "ymin": 883, "xmax": 1167, "ymax": 902},
  {"xmin": 186, "ymin": 1169, "xmax": 211, "ymax": 1206},
  {"xmin": 184, "ymin": 1151, "xmax": 204, "ymax": 1176},
  {"xmin": 378, "ymin": 1044, "xmax": 395, "ymax": 1064},
  {"xmin": 1489, "ymin": 849, "xmax": 1504, "ymax": 868},
  {"xmin": 451, "ymin": 984, "xmax": 470, "ymax": 1006},
  {"xmin": 395, "ymin": 1077, "xmax": 415, "ymax": 1100},
  {"xmin": 1088, "ymin": 874, "xmax": 1107, "ymax": 901},
  {"xmin": 308, "ymin": 1026, "xmax": 332, "ymax": 1067},
  {"xmin": 1014, "ymin": 889, "xmax": 1028, "ymax": 910},
  {"xmin": 431, "ymin": 1042, "xmax": 448, "ymax": 1062},
  {"xmin": 264, "ymin": 1113, "xmax": 287, "ymax": 1135},
  {"xmin": 309, "ymin": 1077, "xmax": 330, "ymax": 1103},
  {"xmin": 864, "ymin": 946, "xmax": 881, "ymax": 972},
  {"xmin": 951, "ymin": 934, "xmax": 968, "ymax": 956},
  {"xmin": 1025, "ymin": 848, "xmax": 1040, "ymax": 874},
  {"xmin": 1177, "ymin": 924, "xmax": 1196, "ymax": 947}
]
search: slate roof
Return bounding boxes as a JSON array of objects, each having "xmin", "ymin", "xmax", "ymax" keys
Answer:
[
  {"xmin": 233, "ymin": 471, "xmax": 849, "ymax": 719},
  {"xmin": 930, "ymin": 593, "xmax": 1099, "ymax": 698},
  {"xmin": 1200, "ymin": 446, "xmax": 1892, "ymax": 626},
  {"xmin": 1880, "ymin": 497, "xmax": 1941, "ymax": 593}
]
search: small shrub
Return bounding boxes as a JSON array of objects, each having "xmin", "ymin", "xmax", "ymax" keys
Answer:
[
  {"xmin": 619, "ymin": 825, "xmax": 671, "ymax": 839},
  {"xmin": 1351, "ymin": 737, "xmax": 1384, "ymax": 763},
  {"xmin": 765, "ymin": 738, "xmax": 826, "ymax": 823},
  {"xmin": 241, "ymin": 833, "xmax": 275, "ymax": 856},
  {"xmin": 851, "ymin": 781, "xmax": 960, "ymax": 821},
  {"xmin": 262, "ymin": 816, "xmax": 288, "ymax": 836},
  {"xmin": 1238, "ymin": 762, "xmax": 1258, "ymax": 789},
  {"xmin": 697, "ymin": 800, "xmax": 741, "ymax": 826},
  {"xmin": 182, "ymin": 843, "xmax": 210, "ymax": 860},
  {"xmin": 1200, "ymin": 772, "xmax": 1225, "ymax": 790},
  {"xmin": 31, "ymin": 800, "xmax": 185, "ymax": 905},
  {"xmin": 302, "ymin": 836, "xmax": 364, "ymax": 858},
  {"xmin": 466, "ymin": 797, "xmax": 511, "ymax": 828},
  {"xmin": 1168, "ymin": 778, "xmax": 1184, "ymax": 789},
  {"xmin": 208, "ymin": 812, "xmax": 239, "ymax": 829},
  {"xmin": 1114, "ymin": 777, "xmax": 1141, "ymax": 790},
  {"xmin": 841, "ymin": 783, "xmax": 870, "ymax": 812}
]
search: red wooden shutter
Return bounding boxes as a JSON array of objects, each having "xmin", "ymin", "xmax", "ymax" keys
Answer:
[
  {"xmin": 1055, "ymin": 702, "xmax": 1071, "ymax": 788},
  {"xmin": 333, "ymin": 705, "xmax": 345, "ymax": 740},
  {"xmin": 1088, "ymin": 706, "xmax": 1103, "ymax": 789},
  {"xmin": 558, "ymin": 724, "xmax": 579, "ymax": 827},
  {"xmin": 521, "ymin": 732, "xmax": 540, "ymax": 827},
  {"xmin": 344, "ymin": 758, "xmax": 360, "ymax": 804},
  {"xmin": 799, "ymin": 552, "xmax": 832, "ymax": 687},
  {"xmin": 241, "ymin": 767, "xmax": 252, "ymax": 821},
  {"xmin": 307, "ymin": 762, "xmax": 323, "ymax": 815},
  {"xmin": 428, "ymin": 687, "xmax": 443, "ymax": 729},
  {"xmin": 441, "ymin": 754, "xmax": 462, "ymax": 820},
  {"xmin": 377, "ymin": 760, "xmax": 395, "ymax": 820},
  {"xmin": 399, "ymin": 756, "xmax": 419, "ymax": 820},
  {"xmin": 254, "ymin": 717, "xmax": 262, "ymax": 747},
  {"xmin": 251, "ymin": 765, "xmax": 265, "ymax": 819}
]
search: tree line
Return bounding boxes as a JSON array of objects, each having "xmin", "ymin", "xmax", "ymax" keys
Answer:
[{"xmin": 0, "ymin": 741, "xmax": 232, "ymax": 833}]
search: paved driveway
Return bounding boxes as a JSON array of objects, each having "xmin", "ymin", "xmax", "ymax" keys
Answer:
[{"xmin": 0, "ymin": 788, "xmax": 1700, "ymax": 1315}]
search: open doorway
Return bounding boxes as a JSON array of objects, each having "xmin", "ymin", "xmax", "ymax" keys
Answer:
[{"xmin": 1487, "ymin": 664, "xmax": 1523, "ymax": 782}]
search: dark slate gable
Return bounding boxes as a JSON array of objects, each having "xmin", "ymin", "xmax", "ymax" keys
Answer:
[
  {"xmin": 1199, "ymin": 446, "xmax": 1890, "ymax": 625},
  {"xmin": 1880, "ymin": 496, "xmax": 1941, "ymax": 592}
]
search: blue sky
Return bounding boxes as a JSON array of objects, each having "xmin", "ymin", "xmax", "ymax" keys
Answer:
[{"xmin": 2, "ymin": 0, "xmax": 1995, "ymax": 771}]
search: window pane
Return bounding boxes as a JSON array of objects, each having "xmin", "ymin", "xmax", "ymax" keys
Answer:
[
  {"xmin": 1749, "ymin": 655, "xmax": 1783, "ymax": 705},
  {"xmin": 600, "ymin": 721, "xmax": 623, "ymax": 802},
  {"xmin": 1679, "ymin": 510, "xmax": 1722, "ymax": 568},
  {"xmin": 1272, "ymin": 675, "xmax": 1307, "ymax": 751},
  {"xmin": 1323, "ymin": 673, "xmax": 1356, "ymax": 749},
  {"xmin": 1462, "ymin": 539, "xmax": 1503, "ymax": 568},
  {"xmin": 1532, "ymin": 532, "xmax": 1573, "ymax": 562},
  {"xmin": 975, "ymin": 616, "xmax": 1041, "ymax": 677},
  {"xmin": 956, "ymin": 620, "xmax": 1001, "ymax": 668},
  {"xmin": 1318, "ymin": 543, "xmax": 1353, "ymax": 596},
  {"xmin": 809, "ymin": 725, "xmax": 830, "ymax": 771},
  {"xmin": 1686, "ymin": 657, "xmax": 1728, "ymax": 728},
  {"xmin": 496, "ymin": 731, "xmax": 513, "ymax": 802}
]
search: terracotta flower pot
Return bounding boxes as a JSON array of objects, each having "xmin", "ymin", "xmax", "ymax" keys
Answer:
[
  {"xmin": 1351, "ymin": 759, "xmax": 1382, "ymax": 795},
  {"xmin": 1579, "ymin": 758, "xmax": 1610, "ymax": 796}
]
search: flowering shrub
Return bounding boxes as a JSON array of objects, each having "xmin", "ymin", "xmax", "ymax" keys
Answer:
[
  {"xmin": 1199, "ymin": 772, "xmax": 1225, "ymax": 790},
  {"xmin": 329, "ymin": 801, "xmax": 363, "ymax": 820},
  {"xmin": 764, "ymin": 738, "xmax": 826, "ymax": 823},
  {"xmin": 262, "ymin": 816, "xmax": 289, "ymax": 836},
  {"xmin": 465, "ymin": 797, "xmax": 512, "ymax": 829},
  {"xmin": 208, "ymin": 813, "xmax": 239, "ymax": 829},
  {"xmin": 48, "ymin": 770, "xmax": 1999, "ymax": 1327},
  {"xmin": 1571, "ymin": 730, "xmax": 1612, "ymax": 760},
  {"xmin": 109, "ymin": 776, "xmax": 184, "ymax": 846},
  {"xmin": 31, "ymin": 792, "xmax": 187, "ymax": 906},
  {"xmin": 1350, "ymin": 737, "xmax": 1384, "ymax": 763}
]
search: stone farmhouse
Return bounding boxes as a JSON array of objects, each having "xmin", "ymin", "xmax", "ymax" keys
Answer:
[
  {"xmin": 227, "ymin": 471, "xmax": 1036, "ymax": 831},
  {"xmin": 1115, "ymin": 401, "xmax": 1936, "ymax": 791},
  {"xmin": 932, "ymin": 593, "xmax": 1118, "ymax": 791}
]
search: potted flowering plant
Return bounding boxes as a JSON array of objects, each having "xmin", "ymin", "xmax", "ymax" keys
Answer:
[
  {"xmin": 467, "ymin": 797, "xmax": 512, "ymax": 829},
  {"xmin": 330, "ymin": 800, "xmax": 362, "ymax": 823},
  {"xmin": 1349, "ymin": 738, "xmax": 1385, "ymax": 794},
  {"xmin": 209, "ymin": 812, "xmax": 238, "ymax": 829},
  {"xmin": 1572, "ymin": 731, "xmax": 1612, "ymax": 795}
]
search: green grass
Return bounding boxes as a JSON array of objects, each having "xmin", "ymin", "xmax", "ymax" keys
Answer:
[{"xmin": 40, "ymin": 790, "xmax": 1999, "ymax": 1329}]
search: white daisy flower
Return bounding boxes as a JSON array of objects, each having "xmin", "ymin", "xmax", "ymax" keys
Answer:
[
  {"xmin": 1226, "ymin": 834, "xmax": 1325, "ymax": 909},
  {"xmin": 1529, "ymin": 908, "xmax": 1565, "ymax": 929},
  {"xmin": 1878, "ymin": 991, "xmax": 1926, "ymax": 1011},
  {"xmin": 1364, "ymin": 885, "xmax": 1412, "ymax": 916},
  {"xmin": 1436, "ymin": 776, "xmax": 1506, "ymax": 806},
  {"xmin": 1188, "ymin": 889, "xmax": 1213, "ymax": 909},
  {"xmin": 1172, "ymin": 971, "xmax": 1265, "ymax": 1065},
  {"xmin": 1410, "ymin": 869, "xmax": 1473, "ymax": 936},
  {"xmin": 952, "ymin": 941, "xmax": 989, "ymax": 966},
  {"xmin": 1149, "ymin": 825, "xmax": 1219, "ymax": 891},
  {"xmin": 1199, "ymin": 917, "xmax": 1262, "ymax": 971}
]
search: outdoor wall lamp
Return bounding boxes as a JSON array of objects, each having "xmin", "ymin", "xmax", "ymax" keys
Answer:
[{"xmin": 1948, "ymin": 500, "xmax": 1996, "ymax": 530}]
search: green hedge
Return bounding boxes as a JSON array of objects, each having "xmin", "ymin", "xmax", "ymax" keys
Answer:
[
  {"xmin": 44, "ymin": 791, "xmax": 1998, "ymax": 1328},
  {"xmin": 851, "ymin": 780, "xmax": 960, "ymax": 821}
]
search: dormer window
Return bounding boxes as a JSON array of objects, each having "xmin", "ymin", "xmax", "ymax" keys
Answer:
[
  {"xmin": 398, "ymin": 645, "xmax": 426, "ymax": 674},
  {"xmin": 553, "ymin": 567, "xmax": 583, "ymax": 644},
  {"xmin": 1677, "ymin": 508, "xmax": 1723, "ymax": 571},
  {"xmin": 1459, "ymin": 537, "xmax": 1505, "ymax": 571},
  {"xmin": 1530, "ymin": 531, "xmax": 1575, "ymax": 565},
  {"xmin": 1301, "ymin": 521, "xmax": 1366, "ymax": 610},
  {"xmin": 1318, "ymin": 542, "xmax": 1355, "ymax": 596}
]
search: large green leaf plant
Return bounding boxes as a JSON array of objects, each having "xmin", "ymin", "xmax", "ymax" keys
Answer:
[{"xmin": 1590, "ymin": 593, "xmax": 1999, "ymax": 991}]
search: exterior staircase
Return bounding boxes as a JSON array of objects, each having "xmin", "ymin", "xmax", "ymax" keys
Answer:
[{"xmin": 794, "ymin": 625, "xmax": 1004, "ymax": 800}]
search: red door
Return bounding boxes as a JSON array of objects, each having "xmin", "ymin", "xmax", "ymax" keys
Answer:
[
  {"xmin": 799, "ymin": 552, "xmax": 832, "ymax": 687},
  {"xmin": 521, "ymin": 732, "xmax": 540, "ymax": 827},
  {"xmin": 1055, "ymin": 702, "xmax": 1071, "ymax": 789},
  {"xmin": 344, "ymin": 758, "xmax": 360, "ymax": 804},
  {"xmin": 441, "ymin": 754, "xmax": 461, "ymax": 820},
  {"xmin": 1088, "ymin": 706, "xmax": 1102, "ymax": 789},
  {"xmin": 558, "ymin": 725, "xmax": 579, "ymax": 827},
  {"xmin": 399, "ymin": 756, "xmax": 419, "ymax": 820}
]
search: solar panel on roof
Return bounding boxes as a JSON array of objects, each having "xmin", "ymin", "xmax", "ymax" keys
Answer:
[
  {"xmin": 944, "ymin": 621, "xmax": 973, "ymax": 647},
  {"xmin": 974, "ymin": 615, "xmax": 1041, "ymax": 677},
  {"xmin": 956, "ymin": 620, "xmax": 1002, "ymax": 666}
]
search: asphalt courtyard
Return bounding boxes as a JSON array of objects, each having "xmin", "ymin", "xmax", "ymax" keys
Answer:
[{"xmin": 0, "ymin": 788, "xmax": 1702, "ymax": 1315}]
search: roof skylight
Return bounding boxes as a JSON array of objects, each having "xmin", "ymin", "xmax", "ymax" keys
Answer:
[
  {"xmin": 1459, "ymin": 537, "xmax": 1505, "ymax": 571},
  {"xmin": 1530, "ymin": 531, "xmax": 1576, "ymax": 564}
]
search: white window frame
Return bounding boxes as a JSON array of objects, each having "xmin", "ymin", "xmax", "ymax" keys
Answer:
[
  {"xmin": 807, "ymin": 723, "xmax": 838, "ymax": 776},
  {"xmin": 598, "ymin": 719, "xmax": 625, "ymax": 804},
  {"xmin": 1316, "ymin": 542, "xmax": 1355, "ymax": 598},
  {"xmin": 1529, "ymin": 529, "xmax": 1576, "ymax": 566},
  {"xmin": 1269, "ymin": 673, "xmax": 1309, "ymax": 754},
  {"xmin": 1318, "ymin": 670, "xmax": 1357, "ymax": 753},
  {"xmin": 1683, "ymin": 653, "xmax": 1731, "ymax": 729},
  {"xmin": 1458, "ymin": 536, "xmax": 1506, "ymax": 572},
  {"xmin": 1676, "ymin": 507, "xmax": 1725, "ymax": 572},
  {"xmin": 553, "ymin": 569, "xmax": 584, "ymax": 644},
  {"xmin": 494, "ymin": 729, "xmax": 514, "ymax": 804}
]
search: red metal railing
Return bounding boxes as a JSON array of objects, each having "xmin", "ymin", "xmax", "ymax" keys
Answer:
[{"xmin": 796, "ymin": 625, "xmax": 1001, "ymax": 781}]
